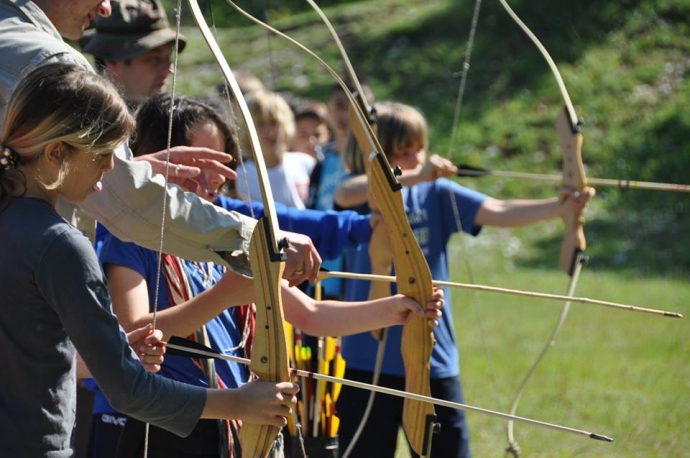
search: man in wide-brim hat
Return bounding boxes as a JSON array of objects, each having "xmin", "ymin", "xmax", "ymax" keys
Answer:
[{"xmin": 80, "ymin": 0, "xmax": 187, "ymax": 107}]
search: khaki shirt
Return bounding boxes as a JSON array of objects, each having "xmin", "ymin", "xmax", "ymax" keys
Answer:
[{"xmin": 0, "ymin": 0, "xmax": 256, "ymax": 272}]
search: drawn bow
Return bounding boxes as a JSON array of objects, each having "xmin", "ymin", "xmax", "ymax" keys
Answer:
[
  {"xmin": 187, "ymin": 2, "xmax": 291, "ymax": 456},
  {"xmin": 347, "ymin": 89, "xmax": 440, "ymax": 457},
  {"xmin": 307, "ymin": 3, "xmax": 443, "ymax": 455},
  {"xmin": 495, "ymin": 1, "xmax": 588, "ymax": 455},
  {"xmin": 215, "ymin": 2, "xmax": 440, "ymax": 454},
  {"xmin": 300, "ymin": 2, "xmax": 443, "ymax": 455}
]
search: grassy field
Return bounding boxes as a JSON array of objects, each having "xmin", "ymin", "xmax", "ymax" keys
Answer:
[
  {"xmin": 442, "ymin": 226, "xmax": 689, "ymax": 458},
  {"xmin": 164, "ymin": 0, "xmax": 689, "ymax": 456}
]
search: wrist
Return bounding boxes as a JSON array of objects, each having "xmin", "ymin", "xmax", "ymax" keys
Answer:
[
  {"xmin": 203, "ymin": 388, "xmax": 241, "ymax": 420},
  {"xmin": 388, "ymin": 294, "xmax": 408, "ymax": 325}
]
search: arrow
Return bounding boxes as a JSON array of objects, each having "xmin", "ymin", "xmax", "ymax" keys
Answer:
[
  {"xmin": 456, "ymin": 164, "xmax": 690, "ymax": 193},
  {"xmin": 164, "ymin": 336, "xmax": 614, "ymax": 444},
  {"xmin": 317, "ymin": 271, "xmax": 682, "ymax": 318}
]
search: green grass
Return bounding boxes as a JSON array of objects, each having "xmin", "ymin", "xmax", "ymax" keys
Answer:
[
  {"xmin": 446, "ymin": 229, "xmax": 689, "ymax": 457},
  {"xmin": 166, "ymin": 1, "xmax": 690, "ymax": 455}
]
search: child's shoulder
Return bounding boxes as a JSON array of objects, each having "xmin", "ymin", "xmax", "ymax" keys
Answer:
[
  {"xmin": 411, "ymin": 177, "xmax": 454, "ymax": 195},
  {"xmin": 99, "ymin": 231, "xmax": 157, "ymax": 265},
  {"xmin": 409, "ymin": 178, "xmax": 484, "ymax": 205}
]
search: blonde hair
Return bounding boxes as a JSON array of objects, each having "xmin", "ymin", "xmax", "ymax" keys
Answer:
[
  {"xmin": 343, "ymin": 101, "xmax": 429, "ymax": 174},
  {"xmin": 239, "ymin": 90, "xmax": 295, "ymax": 155},
  {"xmin": 0, "ymin": 62, "xmax": 134, "ymax": 208}
]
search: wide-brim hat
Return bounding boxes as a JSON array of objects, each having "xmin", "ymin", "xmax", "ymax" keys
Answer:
[{"xmin": 79, "ymin": 0, "xmax": 187, "ymax": 62}]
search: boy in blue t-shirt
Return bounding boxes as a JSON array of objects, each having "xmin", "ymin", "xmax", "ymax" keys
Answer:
[{"xmin": 335, "ymin": 101, "xmax": 595, "ymax": 458}]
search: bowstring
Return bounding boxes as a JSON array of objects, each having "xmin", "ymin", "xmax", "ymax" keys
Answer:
[
  {"xmin": 144, "ymin": 2, "xmax": 185, "ymax": 456},
  {"xmin": 444, "ymin": 0, "xmax": 506, "ymax": 426},
  {"xmin": 151, "ymin": 0, "xmax": 183, "ymax": 336}
]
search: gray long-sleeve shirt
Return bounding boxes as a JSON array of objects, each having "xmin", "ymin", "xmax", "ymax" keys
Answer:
[
  {"xmin": 0, "ymin": 0, "xmax": 256, "ymax": 272},
  {"xmin": 0, "ymin": 198, "xmax": 207, "ymax": 457}
]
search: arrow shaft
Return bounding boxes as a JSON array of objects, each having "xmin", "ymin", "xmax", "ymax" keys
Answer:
[
  {"xmin": 164, "ymin": 340, "xmax": 613, "ymax": 443},
  {"xmin": 459, "ymin": 168, "xmax": 690, "ymax": 192},
  {"xmin": 318, "ymin": 271, "xmax": 682, "ymax": 318}
]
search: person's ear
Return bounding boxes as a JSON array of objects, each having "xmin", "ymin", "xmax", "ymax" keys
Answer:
[
  {"xmin": 103, "ymin": 60, "xmax": 119, "ymax": 74},
  {"xmin": 43, "ymin": 142, "xmax": 67, "ymax": 168}
]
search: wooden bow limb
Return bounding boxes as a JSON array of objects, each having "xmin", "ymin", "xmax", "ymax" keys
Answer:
[
  {"xmin": 303, "ymin": 0, "xmax": 377, "ymax": 150},
  {"xmin": 164, "ymin": 336, "xmax": 615, "ymax": 444},
  {"xmin": 456, "ymin": 165, "xmax": 690, "ymax": 193},
  {"xmin": 317, "ymin": 270, "xmax": 683, "ymax": 318},
  {"xmin": 186, "ymin": 2, "xmax": 290, "ymax": 456}
]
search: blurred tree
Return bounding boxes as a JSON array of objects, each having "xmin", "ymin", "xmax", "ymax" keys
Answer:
[{"xmin": 161, "ymin": 0, "xmax": 363, "ymax": 27}]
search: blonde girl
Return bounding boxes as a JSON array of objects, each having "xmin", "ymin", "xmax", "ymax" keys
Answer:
[{"xmin": 0, "ymin": 62, "xmax": 298, "ymax": 456}]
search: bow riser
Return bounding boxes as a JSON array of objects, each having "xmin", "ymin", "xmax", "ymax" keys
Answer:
[
  {"xmin": 333, "ymin": 40, "xmax": 438, "ymax": 458},
  {"xmin": 239, "ymin": 218, "xmax": 290, "ymax": 458},
  {"xmin": 344, "ymin": 85, "xmax": 438, "ymax": 454},
  {"xmin": 556, "ymin": 108, "xmax": 587, "ymax": 275},
  {"xmin": 369, "ymin": 153, "xmax": 436, "ymax": 455}
]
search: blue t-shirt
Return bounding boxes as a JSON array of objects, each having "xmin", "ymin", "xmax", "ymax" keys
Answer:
[
  {"xmin": 89, "ymin": 233, "xmax": 249, "ymax": 413},
  {"xmin": 341, "ymin": 178, "xmax": 488, "ymax": 379},
  {"xmin": 311, "ymin": 143, "xmax": 346, "ymax": 213}
]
